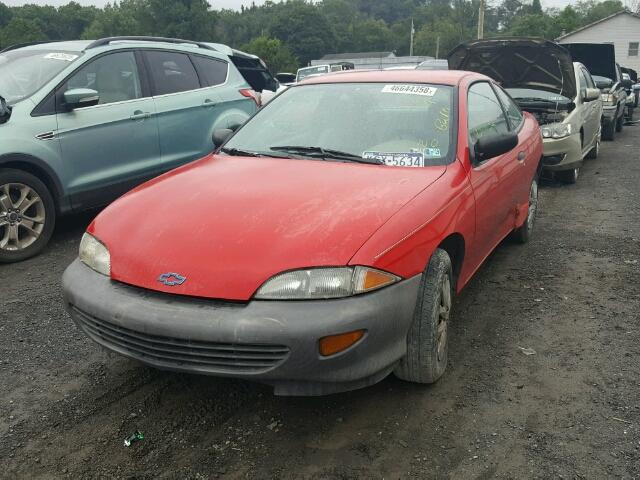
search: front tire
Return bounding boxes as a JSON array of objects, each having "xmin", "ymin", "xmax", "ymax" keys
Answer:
[
  {"xmin": 512, "ymin": 176, "xmax": 539, "ymax": 244},
  {"xmin": 0, "ymin": 169, "xmax": 56, "ymax": 263},
  {"xmin": 585, "ymin": 135, "xmax": 600, "ymax": 159},
  {"xmin": 616, "ymin": 112, "xmax": 624, "ymax": 132},
  {"xmin": 602, "ymin": 120, "xmax": 615, "ymax": 141},
  {"xmin": 394, "ymin": 248, "xmax": 453, "ymax": 384},
  {"xmin": 556, "ymin": 167, "xmax": 579, "ymax": 185}
]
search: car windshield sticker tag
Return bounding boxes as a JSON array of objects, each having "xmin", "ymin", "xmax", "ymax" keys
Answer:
[
  {"xmin": 363, "ymin": 151, "xmax": 425, "ymax": 167},
  {"xmin": 424, "ymin": 148, "xmax": 442, "ymax": 158},
  {"xmin": 44, "ymin": 53, "xmax": 78, "ymax": 62},
  {"xmin": 381, "ymin": 84, "xmax": 438, "ymax": 96}
]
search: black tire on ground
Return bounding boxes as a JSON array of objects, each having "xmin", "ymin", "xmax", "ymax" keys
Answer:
[
  {"xmin": 556, "ymin": 167, "xmax": 579, "ymax": 185},
  {"xmin": 394, "ymin": 248, "xmax": 453, "ymax": 384},
  {"xmin": 602, "ymin": 120, "xmax": 615, "ymax": 141},
  {"xmin": 626, "ymin": 107, "xmax": 634, "ymax": 122},
  {"xmin": 616, "ymin": 112, "xmax": 624, "ymax": 132},
  {"xmin": 512, "ymin": 176, "xmax": 539, "ymax": 244},
  {"xmin": 0, "ymin": 168, "xmax": 56, "ymax": 263}
]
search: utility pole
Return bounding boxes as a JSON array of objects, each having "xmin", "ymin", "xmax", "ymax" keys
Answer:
[
  {"xmin": 435, "ymin": 36, "xmax": 440, "ymax": 59},
  {"xmin": 410, "ymin": 18, "xmax": 415, "ymax": 56},
  {"xmin": 477, "ymin": 0, "xmax": 485, "ymax": 39}
]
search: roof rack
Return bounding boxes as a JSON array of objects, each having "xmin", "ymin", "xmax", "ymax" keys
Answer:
[
  {"xmin": 0, "ymin": 41, "xmax": 54, "ymax": 53},
  {"xmin": 84, "ymin": 36, "xmax": 215, "ymax": 51}
]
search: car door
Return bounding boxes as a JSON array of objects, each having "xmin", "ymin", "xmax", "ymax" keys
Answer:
[
  {"xmin": 577, "ymin": 68, "xmax": 597, "ymax": 150},
  {"xmin": 143, "ymin": 50, "xmax": 224, "ymax": 171},
  {"xmin": 465, "ymin": 82, "xmax": 523, "ymax": 262},
  {"xmin": 56, "ymin": 50, "xmax": 160, "ymax": 210},
  {"xmin": 582, "ymin": 69, "xmax": 603, "ymax": 141}
]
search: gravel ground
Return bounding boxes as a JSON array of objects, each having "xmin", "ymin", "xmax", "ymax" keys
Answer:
[{"xmin": 1, "ymin": 125, "xmax": 639, "ymax": 479}]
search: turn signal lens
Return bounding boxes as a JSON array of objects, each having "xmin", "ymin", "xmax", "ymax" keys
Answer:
[
  {"xmin": 354, "ymin": 268, "xmax": 399, "ymax": 293},
  {"xmin": 319, "ymin": 330, "xmax": 366, "ymax": 357}
]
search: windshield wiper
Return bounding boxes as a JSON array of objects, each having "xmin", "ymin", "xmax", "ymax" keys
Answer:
[
  {"xmin": 219, "ymin": 147, "xmax": 291, "ymax": 159},
  {"xmin": 270, "ymin": 146, "xmax": 383, "ymax": 165}
]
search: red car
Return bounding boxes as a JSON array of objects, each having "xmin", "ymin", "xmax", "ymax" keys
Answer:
[{"xmin": 63, "ymin": 70, "xmax": 542, "ymax": 396}]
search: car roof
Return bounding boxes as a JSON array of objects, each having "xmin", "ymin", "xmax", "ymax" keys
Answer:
[
  {"xmin": 299, "ymin": 69, "xmax": 483, "ymax": 86},
  {"xmin": 12, "ymin": 40, "xmax": 91, "ymax": 52}
]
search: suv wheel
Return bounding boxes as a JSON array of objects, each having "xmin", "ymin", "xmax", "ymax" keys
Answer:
[
  {"xmin": 585, "ymin": 135, "xmax": 600, "ymax": 159},
  {"xmin": 0, "ymin": 169, "xmax": 56, "ymax": 263},
  {"xmin": 602, "ymin": 120, "xmax": 615, "ymax": 141}
]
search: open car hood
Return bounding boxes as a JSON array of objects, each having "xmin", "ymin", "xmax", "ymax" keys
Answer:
[
  {"xmin": 561, "ymin": 43, "xmax": 617, "ymax": 82},
  {"xmin": 448, "ymin": 37, "xmax": 576, "ymax": 99}
]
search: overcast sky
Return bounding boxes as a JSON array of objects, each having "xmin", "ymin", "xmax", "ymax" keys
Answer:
[{"xmin": 3, "ymin": 0, "xmax": 593, "ymax": 10}]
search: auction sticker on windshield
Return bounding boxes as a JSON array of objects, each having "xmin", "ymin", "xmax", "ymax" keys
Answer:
[
  {"xmin": 381, "ymin": 84, "xmax": 437, "ymax": 96},
  {"xmin": 44, "ymin": 53, "xmax": 78, "ymax": 62},
  {"xmin": 363, "ymin": 151, "xmax": 425, "ymax": 167}
]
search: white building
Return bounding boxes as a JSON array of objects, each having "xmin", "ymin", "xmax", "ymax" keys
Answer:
[{"xmin": 556, "ymin": 10, "xmax": 640, "ymax": 72}]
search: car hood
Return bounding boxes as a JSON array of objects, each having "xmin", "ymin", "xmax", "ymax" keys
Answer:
[
  {"xmin": 448, "ymin": 37, "xmax": 576, "ymax": 99},
  {"xmin": 561, "ymin": 43, "xmax": 617, "ymax": 83},
  {"xmin": 90, "ymin": 155, "xmax": 446, "ymax": 301}
]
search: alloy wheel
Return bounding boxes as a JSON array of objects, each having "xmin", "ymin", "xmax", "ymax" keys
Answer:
[
  {"xmin": 0, "ymin": 183, "xmax": 46, "ymax": 251},
  {"xmin": 436, "ymin": 275, "xmax": 451, "ymax": 362},
  {"xmin": 527, "ymin": 179, "xmax": 538, "ymax": 233}
]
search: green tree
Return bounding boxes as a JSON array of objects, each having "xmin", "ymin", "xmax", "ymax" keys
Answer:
[
  {"xmin": 508, "ymin": 13, "xmax": 549, "ymax": 37},
  {"xmin": 352, "ymin": 18, "xmax": 393, "ymax": 52},
  {"xmin": 241, "ymin": 35, "xmax": 298, "ymax": 72},
  {"xmin": 269, "ymin": 1, "xmax": 337, "ymax": 65},
  {"xmin": 0, "ymin": 17, "xmax": 45, "ymax": 48},
  {"xmin": 0, "ymin": 2, "xmax": 12, "ymax": 29}
]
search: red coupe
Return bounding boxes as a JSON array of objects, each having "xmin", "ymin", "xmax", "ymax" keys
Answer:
[{"xmin": 63, "ymin": 70, "xmax": 543, "ymax": 396}]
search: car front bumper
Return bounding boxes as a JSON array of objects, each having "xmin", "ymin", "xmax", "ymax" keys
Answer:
[
  {"xmin": 541, "ymin": 132, "xmax": 583, "ymax": 172},
  {"xmin": 602, "ymin": 105, "xmax": 618, "ymax": 121},
  {"xmin": 62, "ymin": 260, "xmax": 422, "ymax": 396}
]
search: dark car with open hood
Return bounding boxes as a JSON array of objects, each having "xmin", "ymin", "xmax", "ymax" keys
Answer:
[
  {"xmin": 560, "ymin": 43, "xmax": 627, "ymax": 140},
  {"xmin": 448, "ymin": 37, "xmax": 602, "ymax": 184}
]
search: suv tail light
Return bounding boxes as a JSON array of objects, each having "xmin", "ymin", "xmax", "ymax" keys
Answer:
[{"xmin": 239, "ymin": 89, "xmax": 261, "ymax": 107}]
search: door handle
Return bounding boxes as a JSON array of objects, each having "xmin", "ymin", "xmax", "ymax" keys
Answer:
[
  {"xmin": 130, "ymin": 110, "xmax": 151, "ymax": 120},
  {"xmin": 517, "ymin": 151, "xmax": 526, "ymax": 162},
  {"xmin": 202, "ymin": 99, "xmax": 217, "ymax": 108}
]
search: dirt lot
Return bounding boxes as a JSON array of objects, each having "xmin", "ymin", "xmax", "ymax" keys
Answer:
[{"xmin": 1, "ymin": 125, "xmax": 639, "ymax": 479}]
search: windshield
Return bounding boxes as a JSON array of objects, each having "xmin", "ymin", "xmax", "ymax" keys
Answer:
[
  {"xmin": 0, "ymin": 49, "xmax": 81, "ymax": 105},
  {"xmin": 297, "ymin": 66, "xmax": 330, "ymax": 82},
  {"xmin": 507, "ymin": 88, "xmax": 572, "ymax": 103},
  {"xmin": 224, "ymin": 82, "xmax": 454, "ymax": 167}
]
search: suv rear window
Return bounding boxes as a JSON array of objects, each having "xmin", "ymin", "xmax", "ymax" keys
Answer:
[
  {"xmin": 191, "ymin": 55, "xmax": 228, "ymax": 87},
  {"xmin": 145, "ymin": 51, "xmax": 200, "ymax": 95}
]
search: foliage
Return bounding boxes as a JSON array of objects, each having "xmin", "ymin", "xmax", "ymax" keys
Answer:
[
  {"xmin": 241, "ymin": 35, "xmax": 298, "ymax": 72},
  {"xmin": 0, "ymin": 0, "xmax": 630, "ymax": 69}
]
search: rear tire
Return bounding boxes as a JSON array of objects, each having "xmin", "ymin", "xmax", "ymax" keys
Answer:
[
  {"xmin": 512, "ymin": 176, "xmax": 539, "ymax": 244},
  {"xmin": 602, "ymin": 120, "xmax": 615, "ymax": 141},
  {"xmin": 394, "ymin": 249, "xmax": 453, "ymax": 384},
  {"xmin": 0, "ymin": 168, "xmax": 56, "ymax": 263},
  {"xmin": 556, "ymin": 167, "xmax": 579, "ymax": 185}
]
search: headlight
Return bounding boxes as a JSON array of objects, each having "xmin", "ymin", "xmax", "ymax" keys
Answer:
[
  {"xmin": 79, "ymin": 232, "xmax": 110, "ymax": 276},
  {"xmin": 255, "ymin": 266, "xmax": 401, "ymax": 300},
  {"xmin": 541, "ymin": 123, "xmax": 572, "ymax": 139},
  {"xmin": 601, "ymin": 93, "xmax": 615, "ymax": 104}
]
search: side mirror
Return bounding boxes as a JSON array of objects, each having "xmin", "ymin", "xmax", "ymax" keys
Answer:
[
  {"xmin": 583, "ymin": 88, "xmax": 601, "ymax": 102},
  {"xmin": 64, "ymin": 88, "xmax": 99, "ymax": 110},
  {"xmin": 212, "ymin": 128, "xmax": 233, "ymax": 147},
  {"xmin": 474, "ymin": 132, "xmax": 518, "ymax": 163}
]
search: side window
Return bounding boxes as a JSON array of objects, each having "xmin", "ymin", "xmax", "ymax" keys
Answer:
[
  {"xmin": 467, "ymin": 82, "xmax": 510, "ymax": 143},
  {"xmin": 145, "ymin": 51, "xmax": 200, "ymax": 95},
  {"xmin": 191, "ymin": 55, "xmax": 228, "ymax": 87},
  {"xmin": 493, "ymin": 85, "xmax": 523, "ymax": 131},
  {"xmin": 63, "ymin": 51, "xmax": 142, "ymax": 106}
]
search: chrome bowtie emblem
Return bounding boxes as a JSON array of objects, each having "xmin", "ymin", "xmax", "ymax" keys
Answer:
[{"xmin": 158, "ymin": 272, "xmax": 187, "ymax": 286}]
